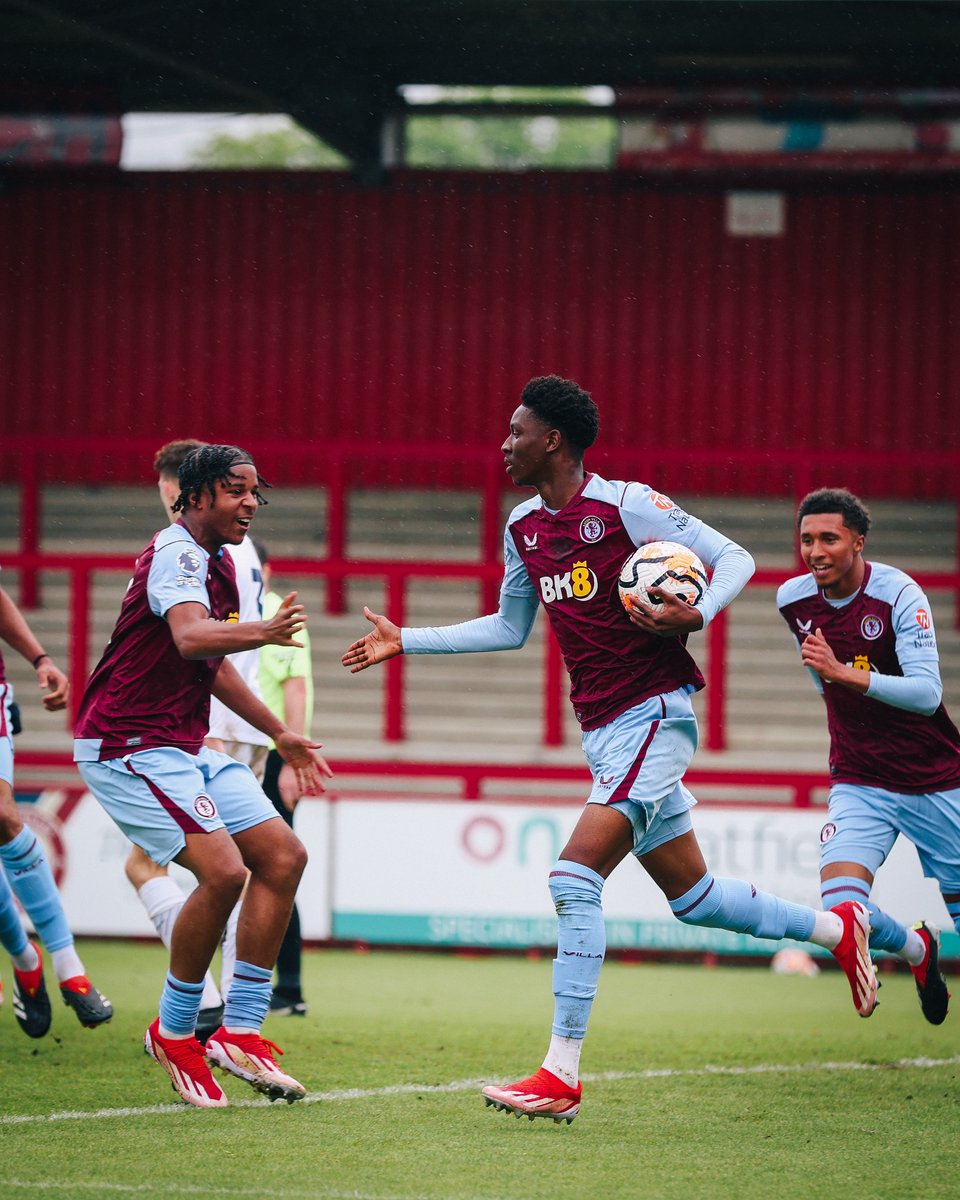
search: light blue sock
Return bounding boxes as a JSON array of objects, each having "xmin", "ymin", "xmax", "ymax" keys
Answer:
[
  {"xmin": 548, "ymin": 860, "xmax": 605, "ymax": 1040},
  {"xmin": 946, "ymin": 900, "xmax": 960, "ymax": 937},
  {"xmin": 821, "ymin": 875, "xmax": 906, "ymax": 953},
  {"xmin": 159, "ymin": 972, "xmax": 204, "ymax": 1036},
  {"xmin": 670, "ymin": 872, "xmax": 816, "ymax": 942},
  {"xmin": 224, "ymin": 960, "xmax": 272, "ymax": 1030},
  {"xmin": 0, "ymin": 828, "xmax": 73, "ymax": 952},
  {"xmin": 0, "ymin": 866, "xmax": 28, "ymax": 958}
]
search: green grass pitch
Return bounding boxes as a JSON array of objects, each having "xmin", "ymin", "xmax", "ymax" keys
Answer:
[{"xmin": 1, "ymin": 941, "xmax": 958, "ymax": 1200}]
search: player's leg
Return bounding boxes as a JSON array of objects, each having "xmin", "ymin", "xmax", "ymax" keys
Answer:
[
  {"xmin": 484, "ymin": 693, "xmax": 686, "ymax": 1123},
  {"xmin": 482, "ymin": 803, "xmax": 631, "ymax": 1124},
  {"xmin": 78, "ymin": 748, "xmax": 238, "ymax": 1106},
  {"xmin": 896, "ymin": 785, "xmax": 960, "ymax": 1024},
  {"xmin": 0, "ymin": 855, "xmax": 51, "ymax": 1037},
  {"xmin": 199, "ymin": 751, "xmax": 309, "ymax": 1102},
  {"xmin": 642, "ymin": 814, "xmax": 878, "ymax": 1017},
  {"xmin": 263, "ymin": 749, "xmax": 307, "ymax": 1015},
  {"xmin": 124, "ymin": 844, "xmax": 224, "ymax": 1037},
  {"xmin": 0, "ymin": 775, "xmax": 112, "ymax": 1028},
  {"xmin": 0, "ymin": 733, "xmax": 51, "ymax": 1036}
]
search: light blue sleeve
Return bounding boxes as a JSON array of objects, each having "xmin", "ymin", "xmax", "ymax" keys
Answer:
[
  {"xmin": 865, "ymin": 583, "xmax": 943, "ymax": 715},
  {"xmin": 402, "ymin": 527, "xmax": 538, "ymax": 654},
  {"xmin": 147, "ymin": 542, "xmax": 211, "ymax": 619},
  {"xmin": 402, "ymin": 589, "xmax": 538, "ymax": 654},
  {"xmin": 618, "ymin": 487, "xmax": 754, "ymax": 628}
]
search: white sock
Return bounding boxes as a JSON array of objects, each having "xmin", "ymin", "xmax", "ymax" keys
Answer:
[
  {"xmin": 51, "ymin": 945, "xmax": 85, "ymax": 981},
  {"xmin": 11, "ymin": 942, "xmax": 40, "ymax": 973},
  {"xmin": 139, "ymin": 877, "xmax": 222, "ymax": 1009},
  {"xmin": 542, "ymin": 1035, "xmax": 583, "ymax": 1088},
  {"xmin": 219, "ymin": 902, "xmax": 241, "ymax": 998},
  {"xmin": 900, "ymin": 926, "xmax": 926, "ymax": 966},
  {"xmin": 809, "ymin": 909, "xmax": 844, "ymax": 950},
  {"xmin": 138, "ymin": 876, "xmax": 185, "ymax": 948}
]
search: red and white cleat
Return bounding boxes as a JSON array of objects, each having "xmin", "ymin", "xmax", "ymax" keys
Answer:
[
  {"xmin": 205, "ymin": 1027, "xmax": 306, "ymax": 1103},
  {"xmin": 482, "ymin": 1067, "xmax": 581, "ymax": 1124},
  {"xmin": 144, "ymin": 1018, "xmax": 228, "ymax": 1108},
  {"xmin": 830, "ymin": 900, "xmax": 879, "ymax": 1017}
]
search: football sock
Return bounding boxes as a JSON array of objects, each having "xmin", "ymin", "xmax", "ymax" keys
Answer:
[
  {"xmin": 0, "ymin": 828, "xmax": 74, "ymax": 952},
  {"xmin": 0, "ymin": 866, "xmax": 28, "ymax": 958},
  {"xmin": 11, "ymin": 941, "xmax": 40, "ymax": 972},
  {"xmin": 669, "ymin": 872, "xmax": 816, "ymax": 941},
  {"xmin": 138, "ymin": 875, "xmax": 185, "ymax": 947},
  {"xmin": 821, "ymin": 874, "xmax": 911, "ymax": 955},
  {"xmin": 51, "ymin": 945, "xmax": 85, "ymax": 982},
  {"xmin": 158, "ymin": 972, "xmax": 204, "ymax": 1038},
  {"xmin": 139, "ymin": 876, "xmax": 222, "ymax": 1008},
  {"xmin": 945, "ymin": 899, "xmax": 960, "ymax": 936},
  {"xmin": 547, "ymin": 860, "xmax": 605, "ymax": 1041},
  {"xmin": 223, "ymin": 960, "xmax": 272, "ymax": 1033},
  {"xmin": 542, "ymin": 1034, "xmax": 583, "ymax": 1089}
]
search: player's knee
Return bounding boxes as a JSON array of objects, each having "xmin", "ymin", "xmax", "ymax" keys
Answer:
[{"xmin": 548, "ymin": 860, "xmax": 604, "ymax": 915}]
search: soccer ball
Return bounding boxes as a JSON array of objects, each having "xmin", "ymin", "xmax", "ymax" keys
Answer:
[{"xmin": 618, "ymin": 541, "xmax": 708, "ymax": 614}]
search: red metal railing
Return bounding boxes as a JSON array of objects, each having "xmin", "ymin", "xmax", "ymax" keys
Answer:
[{"xmin": 4, "ymin": 441, "xmax": 960, "ymax": 752}]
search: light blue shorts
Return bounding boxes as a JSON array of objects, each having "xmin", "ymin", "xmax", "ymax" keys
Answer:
[
  {"xmin": 0, "ymin": 684, "xmax": 14, "ymax": 787},
  {"xmin": 821, "ymin": 782, "xmax": 960, "ymax": 894},
  {"xmin": 76, "ymin": 745, "xmax": 279, "ymax": 867},
  {"xmin": 582, "ymin": 687, "xmax": 698, "ymax": 857}
]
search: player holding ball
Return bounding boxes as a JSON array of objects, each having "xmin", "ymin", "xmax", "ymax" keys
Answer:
[{"xmin": 342, "ymin": 376, "xmax": 886, "ymax": 1123}]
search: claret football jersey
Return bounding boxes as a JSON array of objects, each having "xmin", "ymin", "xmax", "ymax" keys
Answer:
[
  {"xmin": 503, "ymin": 473, "xmax": 709, "ymax": 730},
  {"xmin": 778, "ymin": 560, "xmax": 960, "ymax": 793},
  {"xmin": 74, "ymin": 522, "xmax": 239, "ymax": 761}
]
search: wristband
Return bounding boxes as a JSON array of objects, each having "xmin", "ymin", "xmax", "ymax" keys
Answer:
[{"xmin": 32, "ymin": 653, "xmax": 49, "ymax": 669}]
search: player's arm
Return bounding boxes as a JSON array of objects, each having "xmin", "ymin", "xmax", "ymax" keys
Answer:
[
  {"xmin": 0, "ymin": 584, "xmax": 69, "ymax": 711},
  {"xmin": 165, "ymin": 592, "xmax": 307, "ymax": 660},
  {"xmin": 619, "ymin": 492, "xmax": 755, "ymax": 635},
  {"xmin": 801, "ymin": 587, "xmax": 943, "ymax": 714},
  {"xmin": 211, "ymin": 658, "xmax": 333, "ymax": 794},
  {"xmin": 342, "ymin": 530, "xmax": 538, "ymax": 673},
  {"xmin": 341, "ymin": 590, "xmax": 538, "ymax": 673}
]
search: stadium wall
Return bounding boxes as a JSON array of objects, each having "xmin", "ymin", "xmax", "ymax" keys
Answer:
[{"xmin": 1, "ymin": 171, "xmax": 957, "ymax": 497}]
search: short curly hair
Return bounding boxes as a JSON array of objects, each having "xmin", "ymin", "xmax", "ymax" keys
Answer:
[
  {"xmin": 796, "ymin": 487, "xmax": 871, "ymax": 536},
  {"xmin": 172, "ymin": 444, "xmax": 270, "ymax": 512},
  {"xmin": 520, "ymin": 375, "xmax": 599, "ymax": 458}
]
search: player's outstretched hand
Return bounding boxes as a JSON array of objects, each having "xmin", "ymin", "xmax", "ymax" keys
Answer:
[
  {"xmin": 262, "ymin": 591, "xmax": 307, "ymax": 648},
  {"xmin": 275, "ymin": 731, "xmax": 334, "ymax": 797},
  {"xmin": 624, "ymin": 589, "xmax": 704, "ymax": 637},
  {"xmin": 340, "ymin": 606, "xmax": 403, "ymax": 673},
  {"xmin": 36, "ymin": 657, "xmax": 69, "ymax": 712}
]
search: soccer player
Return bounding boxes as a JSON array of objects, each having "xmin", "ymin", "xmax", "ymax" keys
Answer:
[
  {"xmin": 341, "ymin": 375, "xmax": 877, "ymax": 1124},
  {"xmin": 0, "ymin": 580, "xmax": 113, "ymax": 1037},
  {"xmin": 124, "ymin": 438, "xmax": 270, "ymax": 1041},
  {"xmin": 74, "ymin": 445, "xmax": 332, "ymax": 1108},
  {"xmin": 777, "ymin": 487, "xmax": 954, "ymax": 1025}
]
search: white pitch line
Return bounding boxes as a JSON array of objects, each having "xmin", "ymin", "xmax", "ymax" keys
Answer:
[{"xmin": 2, "ymin": 1054, "xmax": 958, "ymax": 1129}]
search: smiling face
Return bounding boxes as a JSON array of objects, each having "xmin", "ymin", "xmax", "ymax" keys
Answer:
[
  {"xmin": 501, "ymin": 405, "xmax": 558, "ymax": 489},
  {"xmin": 799, "ymin": 511, "xmax": 865, "ymax": 599},
  {"xmin": 183, "ymin": 462, "xmax": 261, "ymax": 553}
]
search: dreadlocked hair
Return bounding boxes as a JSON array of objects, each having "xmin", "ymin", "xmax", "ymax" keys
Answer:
[{"xmin": 172, "ymin": 444, "xmax": 270, "ymax": 512}]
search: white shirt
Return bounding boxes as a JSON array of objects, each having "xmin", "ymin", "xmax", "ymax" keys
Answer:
[{"xmin": 207, "ymin": 536, "xmax": 270, "ymax": 746}]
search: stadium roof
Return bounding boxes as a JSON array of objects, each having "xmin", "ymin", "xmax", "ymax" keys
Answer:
[{"xmin": 3, "ymin": 1, "xmax": 960, "ymax": 176}]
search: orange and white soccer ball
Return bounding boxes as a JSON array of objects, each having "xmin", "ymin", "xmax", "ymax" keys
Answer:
[{"xmin": 618, "ymin": 540, "xmax": 708, "ymax": 615}]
